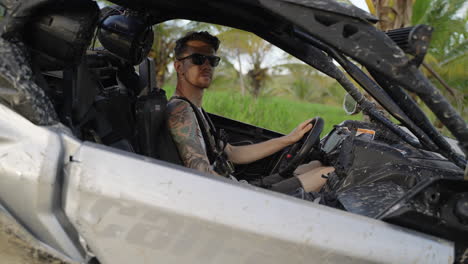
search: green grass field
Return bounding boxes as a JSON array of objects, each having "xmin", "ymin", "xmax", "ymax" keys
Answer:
[{"xmin": 164, "ymin": 85, "xmax": 362, "ymax": 135}]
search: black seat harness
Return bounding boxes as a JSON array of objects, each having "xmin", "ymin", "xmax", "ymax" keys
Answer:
[{"xmin": 171, "ymin": 96, "xmax": 234, "ymax": 177}]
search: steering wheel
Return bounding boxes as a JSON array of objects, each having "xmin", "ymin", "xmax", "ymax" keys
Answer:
[{"xmin": 278, "ymin": 117, "xmax": 324, "ymax": 178}]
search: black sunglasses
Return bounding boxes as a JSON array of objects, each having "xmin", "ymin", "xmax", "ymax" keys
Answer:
[{"xmin": 177, "ymin": 53, "xmax": 221, "ymax": 67}]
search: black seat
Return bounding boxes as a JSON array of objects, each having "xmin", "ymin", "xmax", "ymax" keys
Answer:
[{"xmin": 134, "ymin": 58, "xmax": 183, "ymax": 165}]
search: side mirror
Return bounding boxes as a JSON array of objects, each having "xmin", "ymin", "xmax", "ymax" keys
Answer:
[{"xmin": 343, "ymin": 93, "xmax": 361, "ymax": 115}]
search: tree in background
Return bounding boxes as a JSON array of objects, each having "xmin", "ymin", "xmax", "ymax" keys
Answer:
[
  {"xmin": 273, "ymin": 61, "xmax": 338, "ymax": 102},
  {"xmin": 218, "ymin": 29, "xmax": 273, "ymax": 98},
  {"xmin": 245, "ymin": 38, "xmax": 272, "ymax": 98},
  {"xmin": 366, "ymin": 0, "xmax": 467, "ymax": 126},
  {"xmin": 149, "ymin": 22, "xmax": 185, "ymax": 88},
  {"xmin": 412, "ymin": 0, "xmax": 467, "ymax": 121},
  {"xmin": 214, "ymin": 28, "xmax": 247, "ymax": 95},
  {"xmin": 362, "ymin": 0, "xmax": 415, "ymax": 120},
  {"xmin": 366, "ymin": 0, "xmax": 414, "ymax": 30}
]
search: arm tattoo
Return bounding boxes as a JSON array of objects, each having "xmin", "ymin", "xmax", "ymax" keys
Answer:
[{"xmin": 167, "ymin": 100, "xmax": 217, "ymax": 175}]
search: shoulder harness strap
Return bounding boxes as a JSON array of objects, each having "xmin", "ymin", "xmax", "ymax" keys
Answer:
[{"xmin": 171, "ymin": 96, "xmax": 219, "ymax": 164}]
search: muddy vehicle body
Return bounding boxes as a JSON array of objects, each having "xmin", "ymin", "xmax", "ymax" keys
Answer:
[{"xmin": 0, "ymin": 0, "xmax": 467, "ymax": 263}]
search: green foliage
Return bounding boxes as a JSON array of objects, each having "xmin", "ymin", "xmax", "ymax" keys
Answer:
[
  {"xmin": 270, "ymin": 61, "xmax": 345, "ymax": 106},
  {"xmin": 164, "ymin": 84, "xmax": 361, "ymax": 135},
  {"xmin": 413, "ymin": 0, "xmax": 468, "ymax": 120},
  {"xmin": 217, "ymin": 28, "xmax": 274, "ymax": 97},
  {"xmin": 150, "ymin": 22, "xmax": 186, "ymax": 87},
  {"xmin": 412, "ymin": 0, "xmax": 432, "ymax": 25},
  {"xmin": 209, "ymin": 59, "xmax": 242, "ymax": 91}
]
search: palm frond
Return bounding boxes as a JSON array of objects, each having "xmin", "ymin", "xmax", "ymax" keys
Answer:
[
  {"xmin": 412, "ymin": 0, "xmax": 432, "ymax": 25},
  {"xmin": 440, "ymin": 39, "xmax": 468, "ymax": 65}
]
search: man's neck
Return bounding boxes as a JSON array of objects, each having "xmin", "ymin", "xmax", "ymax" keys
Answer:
[{"xmin": 175, "ymin": 81, "xmax": 204, "ymax": 107}]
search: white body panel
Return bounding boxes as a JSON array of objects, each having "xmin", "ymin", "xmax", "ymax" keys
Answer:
[
  {"xmin": 64, "ymin": 146, "xmax": 454, "ymax": 264},
  {"xmin": 0, "ymin": 103, "xmax": 455, "ymax": 263},
  {"xmin": 0, "ymin": 104, "xmax": 84, "ymax": 261}
]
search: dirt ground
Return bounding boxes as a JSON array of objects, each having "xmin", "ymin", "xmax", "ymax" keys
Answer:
[{"xmin": 0, "ymin": 211, "xmax": 78, "ymax": 264}]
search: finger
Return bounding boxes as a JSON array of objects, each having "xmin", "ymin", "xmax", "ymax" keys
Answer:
[
  {"xmin": 303, "ymin": 123, "xmax": 313, "ymax": 133},
  {"xmin": 301, "ymin": 121, "xmax": 313, "ymax": 130},
  {"xmin": 299, "ymin": 119, "xmax": 313, "ymax": 129},
  {"xmin": 297, "ymin": 124, "xmax": 312, "ymax": 137}
]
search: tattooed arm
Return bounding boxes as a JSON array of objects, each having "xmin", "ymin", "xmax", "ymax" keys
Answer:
[{"xmin": 167, "ymin": 99, "xmax": 220, "ymax": 176}]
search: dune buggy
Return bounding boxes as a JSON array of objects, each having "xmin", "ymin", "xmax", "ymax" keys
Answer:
[{"xmin": 0, "ymin": 0, "xmax": 467, "ymax": 263}]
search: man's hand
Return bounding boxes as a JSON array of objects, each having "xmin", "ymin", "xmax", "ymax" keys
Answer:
[{"xmin": 283, "ymin": 119, "xmax": 313, "ymax": 145}]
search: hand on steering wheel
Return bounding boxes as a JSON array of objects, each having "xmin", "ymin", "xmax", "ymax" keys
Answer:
[{"xmin": 278, "ymin": 117, "xmax": 324, "ymax": 178}]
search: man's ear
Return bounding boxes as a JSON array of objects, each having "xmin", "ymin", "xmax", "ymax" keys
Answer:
[{"xmin": 174, "ymin": 61, "xmax": 183, "ymax": 75}]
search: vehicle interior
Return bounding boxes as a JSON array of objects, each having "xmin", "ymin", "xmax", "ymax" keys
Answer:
[{"xmin": 1, "ymin": 0, "xmax": 467, "ymax": 261}]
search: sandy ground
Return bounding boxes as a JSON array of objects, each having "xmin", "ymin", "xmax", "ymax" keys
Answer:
[{"xmin": 0, "ymin": 211, "xmax": 78, "ymax": 264}]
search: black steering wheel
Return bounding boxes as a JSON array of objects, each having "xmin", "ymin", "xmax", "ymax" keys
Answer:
[{"xmin": 278, "ymin": 117, "xmax": 324, "ymax": 178}]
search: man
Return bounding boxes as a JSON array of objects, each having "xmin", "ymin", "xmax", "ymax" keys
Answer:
[{"xmin": 167, "ymin": 31, "xmax": 333, "ymax": 194}]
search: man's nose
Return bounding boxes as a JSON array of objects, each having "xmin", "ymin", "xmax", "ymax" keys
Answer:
[{"xmin": 201, "ymin": 59, "xmax": 212, "ymax": 68}]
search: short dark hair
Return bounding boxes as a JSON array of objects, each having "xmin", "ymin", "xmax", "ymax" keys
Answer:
[{"xmin": 174, "ymin": 31, "xmax": 220, "ymax": 58}]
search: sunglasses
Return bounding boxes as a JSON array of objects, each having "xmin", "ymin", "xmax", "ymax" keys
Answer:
[{"xmin": 177, "ymin": 53, "xmax": 221, "ymax": 67}]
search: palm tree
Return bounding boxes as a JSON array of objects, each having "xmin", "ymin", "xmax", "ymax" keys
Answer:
[
  {"xmin": 149, "ymin": 22, "xmax": 185, "ymax": 88},
  {"xmin": 366, "ymin": 0, "xmax": 467, "ymax": 123},
  {"xmin": 360, "ymin": 1, "xmax": 415, "ymax": 120},
  {"xmin": 412, "ymin": 0, "xmax": 467, "ymax": 119},
  {"xmin": 215, "ymin": 28, "xmax": 248, "ymax": 95},
  {"xmin": 366, "ymin": 0, "xmax": 415, "ymax": 30},
  {"xmin": 217, "ymin": 28, "xmax": 273, "ymax": 98}
]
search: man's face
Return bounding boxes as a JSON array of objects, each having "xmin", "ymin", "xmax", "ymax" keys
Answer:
[{"xmin": 175, "ymin": 40, "xmax": 216, "ymax": 89}]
